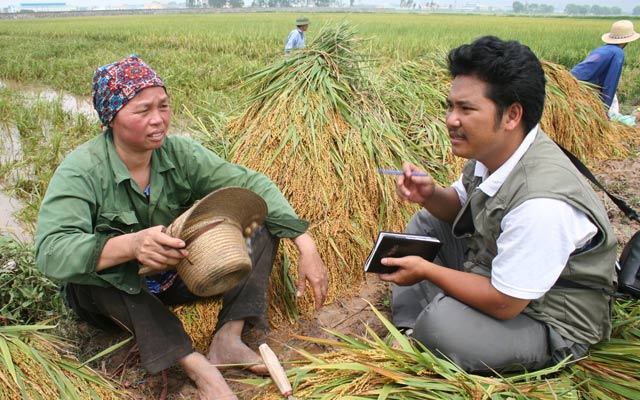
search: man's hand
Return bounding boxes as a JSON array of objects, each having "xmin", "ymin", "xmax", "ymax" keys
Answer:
[
  {"xmin": 396, "ymin": 161, "xmax": 437, "ymax": 205},
  {"xmin": 293, "ymin": 233, "xmax": 328, "ymax": 310},
  {"xmin": 380, "ymin": 255, "xmax": 531, "ymax": 321},
  {"xmin": 396, "ymin": 161, "xmax": 462, "ymax": 224},
  {"xmin": 377, "ymin": 255, "xmax": 429, "ymax": 286}
]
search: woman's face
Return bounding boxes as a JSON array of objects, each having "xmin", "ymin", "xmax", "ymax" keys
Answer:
[{"xmin": 110, "ymin": 86, "xmax": 170, "ymax": 154}]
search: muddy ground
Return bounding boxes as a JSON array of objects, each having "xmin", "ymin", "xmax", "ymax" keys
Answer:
[{"xmin": 73, "ymin": 150, "xmax": 639, "ymax": 400}]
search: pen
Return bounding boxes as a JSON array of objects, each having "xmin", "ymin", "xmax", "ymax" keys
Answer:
[{"xmin": 378, "ymin": 169, "xmax": 428, "ymax": 177}]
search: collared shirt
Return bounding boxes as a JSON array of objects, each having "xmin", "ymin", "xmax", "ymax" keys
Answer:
[
  {"xmin": 35, "ymin": 130, "xmax": 308, "ymax": 294},
  {"xmin": 284, "ymin": 28, "xmax": 305, "ymax": 54},
  {"xmin": 570, "ymin": 44, "xmax": 625, "ymax": 109},
  {"xmin": 451, "ymin": 126, "xmax": 597, "ymax": 299}
]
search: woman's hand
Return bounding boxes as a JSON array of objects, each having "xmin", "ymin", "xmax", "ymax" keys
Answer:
[
  {"xmin": 293, "ymin": 233, "xmax": 328, "ymax": 310},
  {"xmin": 131, "ymin": 225, "xmax": 188, "ymax": 271},
  {"xmin": 97, "ymin": 225, "xmax": 188, "ymax": 272}
]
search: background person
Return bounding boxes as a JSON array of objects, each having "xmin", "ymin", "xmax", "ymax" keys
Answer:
[
  {"xmin": 35, "ymin": 55, "xmax": 328, "ymax": 400},
  {"xmin": 285, "ymin": 16, "xmax": 310, "ymax": 54},
  {"xmin": 379, "ymin": 36, "xmax": 617, "ymax": 373},
  {"xmin": 571, "ymin": 20, "xmax": 640, "ymax": 121}
]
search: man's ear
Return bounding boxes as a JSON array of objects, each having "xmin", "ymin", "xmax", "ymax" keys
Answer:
[{"xmin": 503, "ymin": 103, "xmax": 524, "ymax": 131}]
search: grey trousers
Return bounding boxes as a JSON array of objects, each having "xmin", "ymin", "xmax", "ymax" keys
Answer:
[
  {"xmin": 392, "ymin": 209, "xmax": 587, "ymax": 373},
  {"xmin": 65, "ymin": 226, "xmax": 279, "ymax": 374}
]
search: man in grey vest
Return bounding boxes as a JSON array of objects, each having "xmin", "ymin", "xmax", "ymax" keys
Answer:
[{"xmin": 379, "ymin": 36, "xmax": 617, "ymax": 373}]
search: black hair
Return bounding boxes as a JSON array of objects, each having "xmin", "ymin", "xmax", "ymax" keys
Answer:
[{"xmin": 447, "ymin": 35, "xmax": 546, "ymax": 133}]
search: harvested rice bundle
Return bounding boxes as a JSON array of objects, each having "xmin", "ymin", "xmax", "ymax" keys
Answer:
[
  {"xmin": 175, "ymin": 23, "xmax": 423, "ymax": 352},
  {"xmin": 541, "ymin": 60, "xmax": 638, "ymax": 165},
  {"xmin": 171, "ymin": 299, "xmax": 221, "ymax": 353},
  {"xmin": 179, "ymin": 36, "xmax": 638, "ymax": 352},
  {"xmin": 378, "ymin": 56, "xmax": 462, "ymax": 184},
  {"xmin": 0, "ymin": 323, "xmax": 129, "ymax": 400},
  {"xmin": 221, "ymin": 22, "xmax": 432, "ymax": 328}
]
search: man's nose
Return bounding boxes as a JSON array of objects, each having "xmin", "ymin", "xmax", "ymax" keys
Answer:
[{"xmin": 445, "ymin": 110, "xmax": 460, "ymax": 128}]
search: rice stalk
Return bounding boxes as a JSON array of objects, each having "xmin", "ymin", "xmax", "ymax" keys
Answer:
[
  {"xmin": 248, "ymin": 302, "xmax": 580, "ymax": 400},
  {"xmin": 250, "ymin": 300, "xmax": 638, "ymax": 399},
  {"xmin": 0, "ymin": 321, "xmax": 131, "ymax": 400}
]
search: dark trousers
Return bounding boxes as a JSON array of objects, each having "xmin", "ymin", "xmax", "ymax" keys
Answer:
[{"xmin": 65, "ymin": 227, "xmax": 280, "ymax": 374}]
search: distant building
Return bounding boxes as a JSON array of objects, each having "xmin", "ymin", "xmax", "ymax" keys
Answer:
[
  {"xmin": 19, "ymin": 2, "xmax": 72, "ymax": 12},
  {"xmin": 144, "ymin": 2, "xmax": 164, "ymax": 9}
]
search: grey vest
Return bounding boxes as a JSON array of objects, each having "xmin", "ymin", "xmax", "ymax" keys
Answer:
[{"xmin": 451, "ymin": 130, "xmax": 617, "ymax": 344}]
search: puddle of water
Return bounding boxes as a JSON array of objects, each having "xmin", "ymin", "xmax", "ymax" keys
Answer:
[
  {"xmin": 0, "ymin": 191, "xmax": 30, "ymax": 243},
  {"xmin": 35, "ymin": 88, "xmax": 96, "ymax": 119},
  {"xmin": 0, "ymin": 79, "xmax": 97, "ymax": 120},
  {"xmin": 0, "ymin": 124, "xmax": 23, "ymax": 165}
]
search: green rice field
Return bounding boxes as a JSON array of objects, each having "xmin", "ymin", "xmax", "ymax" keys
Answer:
[
  {"xmin": 1, "ymin": 12, "xmax": 639, "ymax": 231},
  {"xmin": 1, "ymin": 13, "xmax": 639, "ymax": 118}
]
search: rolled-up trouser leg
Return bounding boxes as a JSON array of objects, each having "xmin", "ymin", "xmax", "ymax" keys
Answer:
[
  {"xmin": 65, "ymin": 283, "xmax": 193, "ymax": 374},
  {"xmin": 215, "ymin": 226, "xmax": 280, "ymax": 331},
  {"xmin": 391, "ymin": 209, "xmax": 466, "ymax": 329}
]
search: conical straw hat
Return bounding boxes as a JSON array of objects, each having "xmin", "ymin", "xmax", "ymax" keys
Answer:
[{"xmin": 161, "ymin": 186, "xmax": 267, "ymax": 297}]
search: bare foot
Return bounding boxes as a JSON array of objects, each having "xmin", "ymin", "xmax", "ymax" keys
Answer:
[
  {"xmin": 178, "ymin": 352, "xmax": 238, "ymax": 400},
  {"xmin": 207, "ymin": 320, "xmax": 268, "ymax": 375}
]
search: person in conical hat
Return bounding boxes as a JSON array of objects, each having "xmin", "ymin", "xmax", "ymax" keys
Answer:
[
  {"xmin": 571, "ymin": 20, "xmax": 640, "ymax": 114},
  {"xmin": 34, "ymin": 55, "xmax": 328, "ymax": 400},
  {"xmin": 285, "ymin": 15, "xmax": 311, "ymax": 55}
]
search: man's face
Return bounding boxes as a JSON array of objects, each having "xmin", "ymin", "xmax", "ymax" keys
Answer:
[
  {"xmin": 110, "ymin": 86, "xmax": 171, "ymax": 154},
  {"xmin": 300, "ymin": 24, "xmax": 309, "ymax": 32},
  {"xmin": 445, "ymin": 75, "xmax": 513, "ymax": 170}
]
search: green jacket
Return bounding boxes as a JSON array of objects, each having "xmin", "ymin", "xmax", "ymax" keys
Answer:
[
  {"xmin": 35, "ymin": 130, "xmax": 308, "ymax": 294},
  {"xmin": 452, "ymin": 130, "xmax": 617, "ymax": 345}
]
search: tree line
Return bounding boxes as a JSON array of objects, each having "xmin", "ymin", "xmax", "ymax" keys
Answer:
[
  {"xmin": 512, "ymin": 2, "xmax": 626, "ymax": 15},
  {"xmin": 184, "ymin": 0, "xmax": 640, "ymax": 13},
  {"xmin": 564, "ymin": 4, "xmax": 622, "ymax": 15}
]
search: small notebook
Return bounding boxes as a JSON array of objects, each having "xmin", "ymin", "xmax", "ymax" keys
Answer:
[{"xmin": 364, "ymin": 232, "xmax": 442, "ymax": 274}]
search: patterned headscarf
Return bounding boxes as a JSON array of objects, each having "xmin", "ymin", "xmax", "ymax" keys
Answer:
[{"xmin": 92, "ymin": 55, "xmax": 165, "ymax": 126}]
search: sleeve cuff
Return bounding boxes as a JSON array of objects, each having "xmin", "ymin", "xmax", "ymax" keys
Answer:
[{"xmin": 265, "ymin": 217, "xmax": 310, "ymax": 238}]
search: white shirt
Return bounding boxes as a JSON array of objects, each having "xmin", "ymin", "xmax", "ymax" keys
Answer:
[
  {"xmin": 284, "ymin": 28, "xmax": 305, "ymax": 54},
  {"xmin": 451, "ymin": 126, "xmax": 598, "ymax": 299}
]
